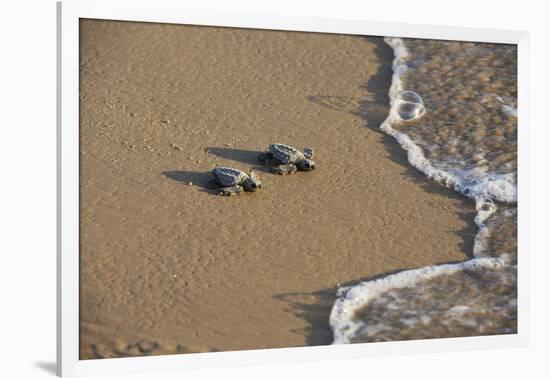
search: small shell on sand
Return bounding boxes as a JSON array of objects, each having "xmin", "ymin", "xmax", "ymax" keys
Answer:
[{"xmin": 170, "ymin": 142, "xmax": 182, "ymax": 150}]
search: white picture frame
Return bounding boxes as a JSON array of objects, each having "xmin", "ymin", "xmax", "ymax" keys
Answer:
[{"xmin": 57, "ymin": 0, "xmax": 529, "ymax": 376}]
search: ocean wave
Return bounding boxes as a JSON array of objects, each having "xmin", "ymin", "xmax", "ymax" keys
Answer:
[
  {"xmin": 329, "ymin": 37, "xmax": 518, "ymax": 344},
  {"xmin": 330, "ymin": 257, "xmax": 510, "ymax": 344}
]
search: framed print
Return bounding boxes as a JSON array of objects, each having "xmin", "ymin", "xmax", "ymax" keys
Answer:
[{"xmin": 57, "ymin": 0, "xmax": 529, "ymax": 376}]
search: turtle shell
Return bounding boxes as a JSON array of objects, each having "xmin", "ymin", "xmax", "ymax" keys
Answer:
[
  {"xmin": 213, "ymin": 167, "xmax": 248, "ymax": 187},
  {"xmin": 269, "ymin": 143, "xmax": 305, "ymax": 164}
]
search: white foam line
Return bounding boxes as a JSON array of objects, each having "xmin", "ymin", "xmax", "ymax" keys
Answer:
[
  {"xmin": 381, "ymin": 37, "xmax": 517, "ymax": 204},
  {"xmin": 381, "ymin": 37, "xmax": 514, "ymax": 258},
  {"xmin": 329, "ymin": 256, "xmax": 507, "ymax": 344}
]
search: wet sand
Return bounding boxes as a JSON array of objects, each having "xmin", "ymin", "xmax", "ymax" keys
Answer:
[{"xmin": 79, "ymin": 19, "xmax": 478, "ymax": 359}]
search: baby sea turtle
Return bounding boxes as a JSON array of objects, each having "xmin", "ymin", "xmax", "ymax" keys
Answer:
[
  {"xmin": 258, "ymin": 143, "xmax": 316, "ymax": 175},
  {"xmin": 208, "ymin": 167, "xmax": 262, "ymax": 196}
]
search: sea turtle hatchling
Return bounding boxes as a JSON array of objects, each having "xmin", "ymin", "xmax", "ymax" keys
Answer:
[
  {"xmin": 258, "ymin": 143, "xmax": 316, "ymax": 175},
  {"xmin": 208, "ymin": 167, "xmax": 262, "ymax": 196}
]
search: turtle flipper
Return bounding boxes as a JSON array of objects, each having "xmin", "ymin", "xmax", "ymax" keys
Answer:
[
  {"xmin": 272, "ymin": 164, "xmax": 297, "ymax": 175},
  {"xmin": 218, "ymin": 185, "xmax": 244, "ymax": 196},
  {"xmin": 303, "ymin": 147, "xmax": 314, "ymax": 159},
  {"xmin": 258, "ymin": 152, "xmax": 274, "ymax": 164}
]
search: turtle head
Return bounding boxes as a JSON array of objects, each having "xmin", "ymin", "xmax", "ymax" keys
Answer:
[
  {"xmin": 297, "ymin": 159, "xmax": 316, "ymax": 171},
  {"xmin": 243, "ymin": 169, "xmax": 262, "ymax": 192}
]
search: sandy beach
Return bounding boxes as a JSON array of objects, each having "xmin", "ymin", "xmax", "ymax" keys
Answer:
[{"xmin": 79, "ymin": 19, "xmax": 479, "ymax": 359}]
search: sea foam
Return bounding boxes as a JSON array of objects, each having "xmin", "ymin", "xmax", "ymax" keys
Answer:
[
  {"xmin": 330, "ymin": 257, "xmax": 507, "ymax": 344},
  {"xmin": 381, "ymin": 37, "xmax": 517, "ymax": 204}
]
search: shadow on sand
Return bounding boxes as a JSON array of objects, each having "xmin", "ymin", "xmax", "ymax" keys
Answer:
[
  {"xmin": 162, "ymin": 170, "xmax": 218, "ymax": 196},
  {"xmin": 274, "ymin": 267, "xmax": 420, "ymax": 346},
  {"xmin": 205, "ymin": 147, "xmax": 273, "ymax": 173}
]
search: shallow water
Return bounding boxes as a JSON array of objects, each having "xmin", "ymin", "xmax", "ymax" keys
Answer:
[{"xmin": 330, "ymin": 37, "xmax": 518, "ymax": 343}]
